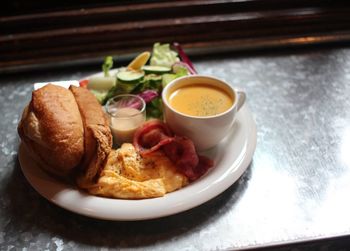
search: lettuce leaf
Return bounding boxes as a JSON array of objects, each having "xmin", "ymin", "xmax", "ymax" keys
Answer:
[
  {"xmin": 102, "ymin": 56, "xmax": 113, "ymax": 77},
  {"xmin": 150, "ymin": 43, "xmax": 179, "ymax": 67},
  {"xmin": 146, "ymin": 97, "xmax": 163, "ymax": 119},
  {"xmin": 161, "ymin": 64, "xmax": 189, "ymax": 88}
]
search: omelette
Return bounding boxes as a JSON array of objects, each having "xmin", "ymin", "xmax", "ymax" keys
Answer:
[{"xmin": 87, "ymin": 143, "xmax": 189, "ymax": 199}]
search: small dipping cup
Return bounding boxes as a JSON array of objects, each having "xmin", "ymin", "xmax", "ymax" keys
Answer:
[{"xmin": 105, "ymin": 94, "xmax": 146, "ymax": 146}]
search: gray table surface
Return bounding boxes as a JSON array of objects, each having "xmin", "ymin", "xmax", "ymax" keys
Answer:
[{"xmin": 1, "ymin": 45, "xmax": 350, "ymax": 251}]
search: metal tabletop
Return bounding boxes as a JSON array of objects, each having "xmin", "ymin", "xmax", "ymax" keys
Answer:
[{"xmin": 1, "ymin": 45, "xmax": 350, "ymax": 250}]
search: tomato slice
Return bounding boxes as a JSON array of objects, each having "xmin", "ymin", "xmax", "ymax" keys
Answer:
[{"xmin": 79, "ymin": 79, "xmax": 89, "ymax": 88}]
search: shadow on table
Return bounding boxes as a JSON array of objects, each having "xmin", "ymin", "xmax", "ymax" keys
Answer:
[{"xmin": 4, "ymin": 156, "xmax": 252, "ymax": 248}]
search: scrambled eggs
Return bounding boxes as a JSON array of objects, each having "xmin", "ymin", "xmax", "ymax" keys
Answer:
[{"xmin": 87, "ymin": 143, "xmax": 188, "ymax": 199}]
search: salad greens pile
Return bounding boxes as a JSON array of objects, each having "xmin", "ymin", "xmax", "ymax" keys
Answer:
[{"xmin": 86, "ymin": 43, "xmax": 190, "ymax": 119}]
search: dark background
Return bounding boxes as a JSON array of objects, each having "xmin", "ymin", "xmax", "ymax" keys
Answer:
[{"xmin": 2, "ymin": 0, "xmax": 350, "ymax": 72}]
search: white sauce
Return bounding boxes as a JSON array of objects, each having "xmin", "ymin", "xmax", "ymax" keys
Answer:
[{"xmin": 110, "ymin": 107, "xmax": 145, "ymax": 145}]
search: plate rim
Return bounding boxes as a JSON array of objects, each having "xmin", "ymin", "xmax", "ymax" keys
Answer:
[{"xmin": 18, "ymin": 104, "xmax": 257, "ymax": 221}]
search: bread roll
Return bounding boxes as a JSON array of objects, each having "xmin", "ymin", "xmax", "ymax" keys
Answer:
[
  {"xmin": 18, "ymin": 84, "xmax": 84, "ymax": 177},
  {"xmin": 18, "ymin": 84, "xmax": 113, "ymax": 185},
  {"xmin": 69, "ymin": 86, "xmax": 112, "ymax": 187}
]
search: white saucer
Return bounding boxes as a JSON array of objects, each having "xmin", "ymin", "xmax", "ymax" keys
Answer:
[{"xmin": 18, "ymin": 104, "xmax": 257, "ymax": 221}]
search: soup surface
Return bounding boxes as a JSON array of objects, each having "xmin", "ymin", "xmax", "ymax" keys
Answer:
[{"xmin": 168, "ymin": 84, "xmax": 233, "ymax": 116}]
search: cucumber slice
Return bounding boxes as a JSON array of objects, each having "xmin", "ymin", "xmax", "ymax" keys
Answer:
[
  {"xmin": 144, "ymin": 74, "xmax": 162, "ymax": 91},
  {"xmin": 116, "ymin": 70, "xmax": 144, "ymax": 83},
  {"xmin": 141, "ymin": 65, "xmax": 171, "ymax": 74},
  {"xmin": 145, "ymin": 74, "xmax": 162, "ymax": 84},
  {"xmin": 117, "ymin": 82, "xmax": 140, "ymax": 93},
  {"xmin": 87, "ymin": 76, "xmax": 116, "ymax": 91}
]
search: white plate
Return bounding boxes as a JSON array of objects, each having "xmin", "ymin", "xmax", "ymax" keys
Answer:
[{"xmin": 18, "ymin": 104, "xmax": 257, "ymax": 221}]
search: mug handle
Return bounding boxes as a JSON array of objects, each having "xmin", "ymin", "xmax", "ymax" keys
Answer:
[{"xmin": 236, "ymin": 90, "xmax": 246, "ymax": 111}]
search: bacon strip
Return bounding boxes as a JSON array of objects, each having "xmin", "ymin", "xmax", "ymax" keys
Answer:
[
  {"xmin": 133, "ymin": 119, "xmax": 173, "ymax": 156},
  {"xmin": 133, "ymin": 120, "xmax": 214, "ymax": 181}
]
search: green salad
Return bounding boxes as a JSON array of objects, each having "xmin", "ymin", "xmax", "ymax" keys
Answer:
[{"xmin": 83, "ymin": 43, "xmax": 191, "ymax": 119}]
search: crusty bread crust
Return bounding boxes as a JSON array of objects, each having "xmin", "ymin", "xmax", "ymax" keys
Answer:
[
  {"xmin": 18, "ymin": 84, "xmax": 84, "ymax": 177},
  {"xmin": 69, "ymin": 86, "xmax": 112, "ymax": 187}
]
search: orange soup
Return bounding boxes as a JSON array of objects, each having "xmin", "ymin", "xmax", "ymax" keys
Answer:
[{"xmin": 168, "ymin": 84, "xmax": 233, "ymax": 116}]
